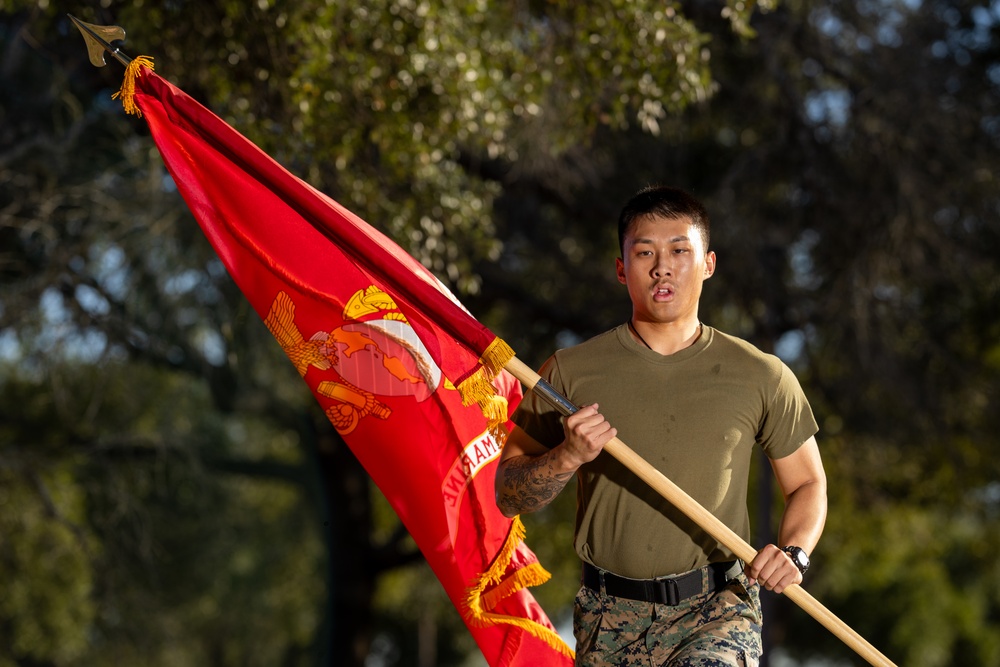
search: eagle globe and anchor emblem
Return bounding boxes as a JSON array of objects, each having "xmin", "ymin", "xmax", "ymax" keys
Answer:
[{"xmin": 264, "ymin": 286, "xmax": 454, "ymax": 435}]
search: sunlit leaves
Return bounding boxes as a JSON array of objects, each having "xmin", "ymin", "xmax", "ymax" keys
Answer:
[
  {"xmin": 0, "ymin": 465, "xmax": 94, "ymax": 666},
  {"xmin": 101, "ymin": 0, "xmax": 739, "ymax": 297}
]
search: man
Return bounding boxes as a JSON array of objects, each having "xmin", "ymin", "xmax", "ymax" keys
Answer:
[{"xmin": 495, "ymin": 185, "xmax": 827, "ymax": 666}]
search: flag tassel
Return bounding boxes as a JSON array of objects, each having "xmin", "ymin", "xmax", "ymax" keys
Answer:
[
  {"xmin": 458, "ymin": 336, "xmax": 517, "ymax": 434},
  {"xmin": 465, "ymin": 516, "xmax": 575, "ymax": 659},
  {"xmin": 112, "ymin": 55, "xmax": 155, "ymax": 117}
]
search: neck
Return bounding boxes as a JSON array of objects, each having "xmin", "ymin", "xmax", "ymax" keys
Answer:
[{"xmin": 628, "ymin": 318, "xmax": 703, "ymax": 355}]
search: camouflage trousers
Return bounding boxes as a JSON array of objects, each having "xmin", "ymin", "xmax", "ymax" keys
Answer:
[{"xmin": 573, "ymin": 570, "xmax": 762, "ymax": 667}]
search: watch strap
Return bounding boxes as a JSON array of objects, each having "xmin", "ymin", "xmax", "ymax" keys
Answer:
[{"xmin": 781, "ymin": 545, "xmax": 810, "ymax": 574}]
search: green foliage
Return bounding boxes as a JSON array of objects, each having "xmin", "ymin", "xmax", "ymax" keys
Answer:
[
  {"xmin": 0, "ymin": 465, "xmax": 94, "ymax": 666},
  {"xmin": 1, "ymin": 0, "xmax": 999, "ymax": 664},
  {"xmin": 799, "ymin": 489, "xmax": 1000, "ymax": 666},
  {"xmin": 0, "ymin": 358, "xmax": 326, "ymax": 665},
  {"xmin": 102, "ymin": 0, "xmax": 721, "ymax": 295}
]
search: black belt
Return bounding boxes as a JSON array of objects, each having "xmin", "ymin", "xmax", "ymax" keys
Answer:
[{"xmin": 582, "ymin": 560, "xmax": 742, "ymax": 606}]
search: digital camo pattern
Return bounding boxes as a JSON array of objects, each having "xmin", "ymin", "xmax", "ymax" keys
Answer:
[{"xmin": 573, "ymin": 572, "xmax": 762, "ymax": 667}]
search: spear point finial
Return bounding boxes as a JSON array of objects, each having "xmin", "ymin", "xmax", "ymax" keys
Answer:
[{"xmin": 68, "ymin": 14, "xmax": 132, "ymax": 67}]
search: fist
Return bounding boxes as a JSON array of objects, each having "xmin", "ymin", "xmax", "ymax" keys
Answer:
[
  {"xmin": 745, "ymin": 544, "xmax": 803, "ymax": 594},
  {"xmin": 560, "ymin": 403, "xmax": 617, "ymax": 467}
]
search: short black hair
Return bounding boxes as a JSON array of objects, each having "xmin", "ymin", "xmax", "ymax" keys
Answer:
[{"xmin": 617, "ymin": 185, "xmax": 711, "ymax": 256}]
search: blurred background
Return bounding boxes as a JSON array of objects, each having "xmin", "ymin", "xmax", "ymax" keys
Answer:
[{"xmin": 1, "ymin": 1, "xmax": 998, "ymax": 665}]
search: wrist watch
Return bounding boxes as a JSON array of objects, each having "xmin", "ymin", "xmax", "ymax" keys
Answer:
[{"xmin": 781, "ymin": 546, "xmax": 810, "ymax": 574}]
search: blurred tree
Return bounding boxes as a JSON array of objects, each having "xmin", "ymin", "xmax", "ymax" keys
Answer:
[
  {"xmin": 2, "ymin": 0, "xmax": 998, "ymax": 663},
  {"xmin": 3, "ymin": 6, "xmax": 341, "ymax": 665}
]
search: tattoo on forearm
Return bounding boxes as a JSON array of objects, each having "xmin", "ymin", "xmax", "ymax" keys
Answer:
[{"xmin": 497, "ymin": 454, "xmax": 575, "ymax": 514}]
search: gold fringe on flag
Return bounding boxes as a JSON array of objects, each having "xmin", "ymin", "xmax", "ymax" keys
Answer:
[
  {"xmin": 112, "ymin": 55, "xmax": 155, "ymax": 117},
  {"xmin": 479, "ymin": 336, "xmax": 516, "ymax": 377},
  {"xmin": 464, "ymin": 516, "xmax": 575, "ymax": 659},
  {"xmin": 457, "ymin": 336, "xmax": 516, "ymax": 435}
]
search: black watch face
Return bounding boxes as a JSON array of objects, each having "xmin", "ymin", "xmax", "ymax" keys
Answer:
[{"xmin": 785, "ymin": 547, "xmax": 809, "ymax": 571}]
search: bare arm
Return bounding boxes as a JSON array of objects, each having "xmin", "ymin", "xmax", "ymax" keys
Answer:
[
  {"xmin": 746, "ymin": 435, "xmax": 827, "ymax": 593},
  {"xmin": 772, "ymin": 435, "xmax": 828, "ymax": 552},
  {"xmin": 495, "ymin": 404, "xmax": 616, "ymax": 518}
]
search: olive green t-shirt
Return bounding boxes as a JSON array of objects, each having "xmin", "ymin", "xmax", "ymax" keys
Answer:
[{"xmin": 511, "ymin": 324, "xmax": 818, "ymax": 579}]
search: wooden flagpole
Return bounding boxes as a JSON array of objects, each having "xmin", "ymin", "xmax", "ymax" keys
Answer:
[{"xmin": 503, "ymin": 356, "xmax": 898, "ymax": 667}]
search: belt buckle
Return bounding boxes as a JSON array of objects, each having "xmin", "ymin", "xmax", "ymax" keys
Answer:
[{"xmin": 655, "ymin": 577, "xmax": 680, "ymax": 605}]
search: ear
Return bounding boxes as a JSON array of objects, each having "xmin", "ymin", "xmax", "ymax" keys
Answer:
[
  {"xmin": 616, "ymin": 257, "xmax": 626, "ymax": 284},
  {"xmin": 704, "ymin": 251, "xmax": 717, "ymax": 279}
]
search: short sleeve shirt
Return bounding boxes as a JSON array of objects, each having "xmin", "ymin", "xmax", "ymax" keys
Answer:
[{"xmin": 511, "ymin": 324, "xmax": 818, "ymax": 579}]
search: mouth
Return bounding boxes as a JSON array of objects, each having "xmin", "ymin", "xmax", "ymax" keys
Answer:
[{"xmin": 653, "ymin": 283, "xmax": 675, "ymax": 302}]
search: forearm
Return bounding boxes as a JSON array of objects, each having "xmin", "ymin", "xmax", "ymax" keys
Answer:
[
  {"xmin": 495, "ymin": 448, "xmax": 577, "ymax": 518},
  {"xmin": 777, "ymin": 478, "xmax": 828, "ymax": 552},
  {"xmin": 495, "ymin": 403, "xmax": 613, "ymax": 518},
  {"xmin": 749, "ymin": 437, "xmax": 826, "ymax": 591}
]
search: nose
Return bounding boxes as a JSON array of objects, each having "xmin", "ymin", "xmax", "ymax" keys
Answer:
[{"xmin": 652, "ymin": 254, "xmax": 672, "ymax": 278}]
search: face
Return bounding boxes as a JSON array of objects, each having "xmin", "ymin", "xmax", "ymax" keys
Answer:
[{"xmin": 616, "ymin": 214, "xmax": 716, "ymax": 326}]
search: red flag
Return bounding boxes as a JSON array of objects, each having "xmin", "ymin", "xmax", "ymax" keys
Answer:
[{"xmin": 121, "ymin": 61, "xmax": 573, "ymax": 665}]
